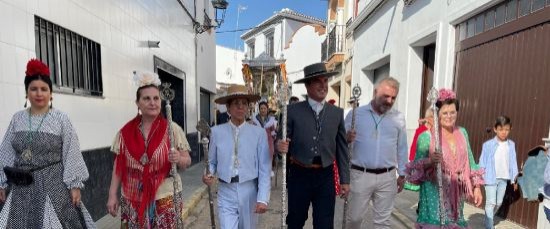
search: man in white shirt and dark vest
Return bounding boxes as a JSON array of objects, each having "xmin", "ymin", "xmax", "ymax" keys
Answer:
[
  {"xmin": 277, "ymin": 62, "xmax": 350, "ymax": 229},
  {"xmin": 345, "ymin": 77, "xmax": 408, "ymax": 229}
]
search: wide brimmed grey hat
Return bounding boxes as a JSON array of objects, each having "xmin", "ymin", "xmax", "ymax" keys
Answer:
[
  {"xmin": 294, "ymin": 62, "xmax": 339, "ymax": 84},
  {"xmin": 214, "ymin": 85, "xmax": 261, "ymax": 104}
]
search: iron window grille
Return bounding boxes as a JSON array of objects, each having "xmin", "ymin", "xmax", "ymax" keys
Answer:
[{"xmin": 34, "ymin": 16, "xmax": 103, "ymax": 96}]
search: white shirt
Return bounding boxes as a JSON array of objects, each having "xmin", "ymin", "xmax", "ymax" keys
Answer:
[
  {"xmin": 344, "ymin": 102, "xmax": 408, "ymax": 176},
  {"xmin": 308, "ymin": 98, "xmax": 325, "ymax": 115},
  {"xmin": 229, "ymin": 121, "xmax": 245, "ymax": 176},
  {"xmin": 494, "ymin": 140, "xmax": 510, "ymax": 179}
]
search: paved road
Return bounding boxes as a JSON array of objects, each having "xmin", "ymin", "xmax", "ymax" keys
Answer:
[
  {"xmin": 186, "ymin": 166, "xmax": 409, "ymax": 229},
  {"xmin": 95, "ymin": 163, "xmax": 524, "ymax": 228}
]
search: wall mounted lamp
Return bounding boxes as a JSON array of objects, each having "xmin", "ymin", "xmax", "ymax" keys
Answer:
[{"xmin": 194, "ymin": 0, "xmax": 229, "ymax": 34}]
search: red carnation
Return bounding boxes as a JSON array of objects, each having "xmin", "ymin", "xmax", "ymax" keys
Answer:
[{"xmin": 25, "ymin": 59, "xmax": 50, "ymax": 77}]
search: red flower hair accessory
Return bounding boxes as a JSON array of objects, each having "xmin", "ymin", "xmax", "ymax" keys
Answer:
[
  {"xmin": 25, "ymin": 59, "xmax": 50, "ymax": 77},
  {"xmin": 438, "ymin": 88, "xmax": 456, "ymax": 101}
]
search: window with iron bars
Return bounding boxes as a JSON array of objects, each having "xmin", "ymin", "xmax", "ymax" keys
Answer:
[{"xmin": 34, "ymin": 16, "xmax": 103, "ymax": 96}]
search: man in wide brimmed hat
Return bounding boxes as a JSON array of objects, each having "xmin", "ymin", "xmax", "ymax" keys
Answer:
[
  {"xmin": 203, "ymin": 84, "xmax": 272, "ymax": 229},
  {"xmin": 277, "ymin": 63, "xmax": 350, "ymax": 228}
]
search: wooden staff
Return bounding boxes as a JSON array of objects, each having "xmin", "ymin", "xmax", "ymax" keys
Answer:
[
  {"xmin": 342, "ymin": 84, "xmax": 361, "ymax": 229},
  {"xmin": 160, "ymin": 83, "xmax": 184, "ymax": 229},
  {"xmin": 427, "ymin": 87, "xmax": 445, "ymax": 226},
  {"xmin": 196, "ymin": 119, "xmax": 216, "ymax": 229}
]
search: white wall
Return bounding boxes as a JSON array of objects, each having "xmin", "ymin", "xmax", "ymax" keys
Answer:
[
  {"xmin": 0, "ymin": 0, "xmax": 215, "ymax": 150},
  {"xmin": 195, "ymin": 0, "xmax": 217, "ymax": 129},
  {"xmin": 284, "ymin": 19, "xmax": 305, "ymax": 47},
  {"xmin": 216, "ymin": 45, "xmax": 245, "ymax": 85},
  {"xmin": 352, "ymin": 0, "xmax": 500, "ymax": 133},
  {"xmin": 244, "ymin": 16, "xmax": 319, "ymax": 61},
  {"xmin": 283, "ymin": 25, "xmax": 326, "ymax": 99},
  {"xmin": 357, "ymin": 0, "xmax": 376, "ymax": 14}
]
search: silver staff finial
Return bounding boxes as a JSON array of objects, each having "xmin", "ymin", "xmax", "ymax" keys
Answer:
[
  {"xmin": 196, "ymin": 119, "xmax": 211, "ymax": 138},
  {"xmin": 352, "ymin": 84, "xmax": 362, "ymax": 100},
  {"xmin": 160, "ymin": 82, "xmax": 175, "ymax": 101},
  {"xmin": 428, "ymin": 87, "xmax": 439, "ymax": 104}
]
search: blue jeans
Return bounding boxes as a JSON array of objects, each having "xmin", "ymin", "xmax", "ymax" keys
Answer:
[{"xmin": 484, "ymin": 179, "xmax": 508, "ymax": 229}]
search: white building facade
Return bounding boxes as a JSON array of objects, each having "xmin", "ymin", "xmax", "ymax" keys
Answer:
[
  {"xmin": 241, "ymin": 8, "xmax": 326, "ymax": 100},
  {"xmin": 215, "ymin": 45, "xmax": 245, "ymax": 115},
  {"xmin": 215, "ymin": 45, "xmax": 245, "ymax": 88},
  {"xmin": 0, "ymin": 0, "xmax": 217, "ymax": 220},
  {"xmin": 323, "ymin": 0, "xmax": 358, "ymax": 108},
  {"xmin": 350, "ymin": 0, "xmax": 458, "ymax": 130}
]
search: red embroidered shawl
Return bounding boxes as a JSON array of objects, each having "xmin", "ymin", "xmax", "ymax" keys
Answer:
[{"xmin": 115, "ymin": 115, "xmax": 171, "ymax": 222}]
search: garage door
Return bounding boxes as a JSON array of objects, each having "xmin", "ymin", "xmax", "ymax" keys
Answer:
[{"xmin": 454, "ymin": 2, "xmax": 550, "ymax": 228}]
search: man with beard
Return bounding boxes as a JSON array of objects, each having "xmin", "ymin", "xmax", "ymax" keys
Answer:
[
  {"xmin": 345, "ymin": 77, "xmax": 408, "ymax": 229},
  {"xmin": 277, "ymin": 63, "xmax": 350, "ymax": 229}
]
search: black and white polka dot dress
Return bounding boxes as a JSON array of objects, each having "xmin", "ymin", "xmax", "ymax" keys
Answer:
[{"xmin": 0, "ymin": 109, "xmax": 96, "ymax": 228}]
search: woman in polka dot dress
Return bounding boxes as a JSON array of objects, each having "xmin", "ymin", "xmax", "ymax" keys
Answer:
[{"xmin": 0, "ymin": 59, "xmax": 95, "ymax": 228}]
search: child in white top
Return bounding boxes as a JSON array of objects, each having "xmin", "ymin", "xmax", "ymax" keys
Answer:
[{"xmin": 479, "ymin": 116, "xmax": 519, "ymax": 229}]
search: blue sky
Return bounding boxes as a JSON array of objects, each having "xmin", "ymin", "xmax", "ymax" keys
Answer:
[{"xmin": 215, "ymin": 0, "xmax": 328, "ymax": 50}]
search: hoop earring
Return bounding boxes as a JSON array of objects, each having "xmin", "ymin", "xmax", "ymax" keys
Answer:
[
  {"xmin": 49, "ymin": 97, "xmax": 53, "ymax": 109},
  {"xmin": 24, "ymin": 96, "xmax": 28, "ymax": 108}
]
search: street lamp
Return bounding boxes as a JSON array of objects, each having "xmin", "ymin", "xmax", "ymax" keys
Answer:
[
  {"xmin": 212, "ymin": 0, "xmax": 228, "ymax": 26},
  {"xmin": 194, "ymin": 0, "xmax": 229, "ymax": 34}
]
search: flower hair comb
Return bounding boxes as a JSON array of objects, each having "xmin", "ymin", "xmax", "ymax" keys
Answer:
[
  {"xmin": 438, "ymin": 88, "xmax": 456, "ymax": 101},
  {"xmin": 133, "ymin": 71, "xmax": 161, "ymax": 88}
]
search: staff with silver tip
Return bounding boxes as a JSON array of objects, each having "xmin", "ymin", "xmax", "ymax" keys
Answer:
[
  {"xmin": 160, "ymin": 82, "xmax": 185, "ymax": 229},
  {"xmin": 196, "ymin": 119, "xmax": 217, "ymax": 229},
  {"xmin": 427, "ymin": 87, "xmax": 445, "ymax": 226},
  {"xmin": 342, "ymin": 84, "xmax": 361, "ymax": 229}
]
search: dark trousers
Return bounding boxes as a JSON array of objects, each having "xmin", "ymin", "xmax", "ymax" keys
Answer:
[{"xmin": 286, "ymin": 163, "xmax": 335, "ymax": 229}]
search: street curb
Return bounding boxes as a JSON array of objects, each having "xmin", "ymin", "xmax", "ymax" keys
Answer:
[
  {"xmin": 391, "ymin": 208, "xmax": 415, "ymax": 228},
  {"xmin": 182, "ymin": 185, "xmax": 208, "ymax": 220}
]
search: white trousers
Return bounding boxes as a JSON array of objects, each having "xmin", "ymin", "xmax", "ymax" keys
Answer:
[
  {"xmin": 218, "ymin": 179, "xmax": 258, "ymax": 229},
  {"xmin": 346, "ymin": 169, "xmax": 397, "ymax": 229}
]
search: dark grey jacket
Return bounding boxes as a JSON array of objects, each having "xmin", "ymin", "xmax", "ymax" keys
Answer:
[{"xmin": 279, "ymin": 101, "xmax": 350, "ymax": 184}]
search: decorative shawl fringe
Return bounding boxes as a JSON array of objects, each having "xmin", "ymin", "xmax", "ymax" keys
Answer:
[{"xmin": 115, "ymin": 115, "xmax": 172, "ymax": 225}]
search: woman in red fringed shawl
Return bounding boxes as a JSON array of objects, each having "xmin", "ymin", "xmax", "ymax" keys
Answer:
[
  {"xmin": 405, "ymin": 89, "xmax": 484, "ymax": 228},
  {"xmin": 106, "ymin": 71, "xmax": 192, "ymax": 229}
]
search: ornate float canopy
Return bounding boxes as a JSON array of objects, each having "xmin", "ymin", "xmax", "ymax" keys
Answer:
[{"xmin": 242, "ymin": 53, "xmax": 288, "ymax": 113}]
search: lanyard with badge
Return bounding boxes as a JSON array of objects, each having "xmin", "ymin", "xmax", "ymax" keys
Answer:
[{"xmin": 369, "ymin": 110, "xmax": 385, "ymax": 139}]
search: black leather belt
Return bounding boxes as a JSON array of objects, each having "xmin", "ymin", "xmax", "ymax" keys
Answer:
[
  {"xmin": 219, "ymin": 176, "xmax": 239, "ymax": 183},
  {"xmin": 351, "ymin": 164, "xmax": 395, "ymax": 174}
]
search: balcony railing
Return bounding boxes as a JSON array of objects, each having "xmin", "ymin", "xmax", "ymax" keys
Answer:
[{"xmin": 322, "ymin": 25, "xmax": 345, "ymax": 62}]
